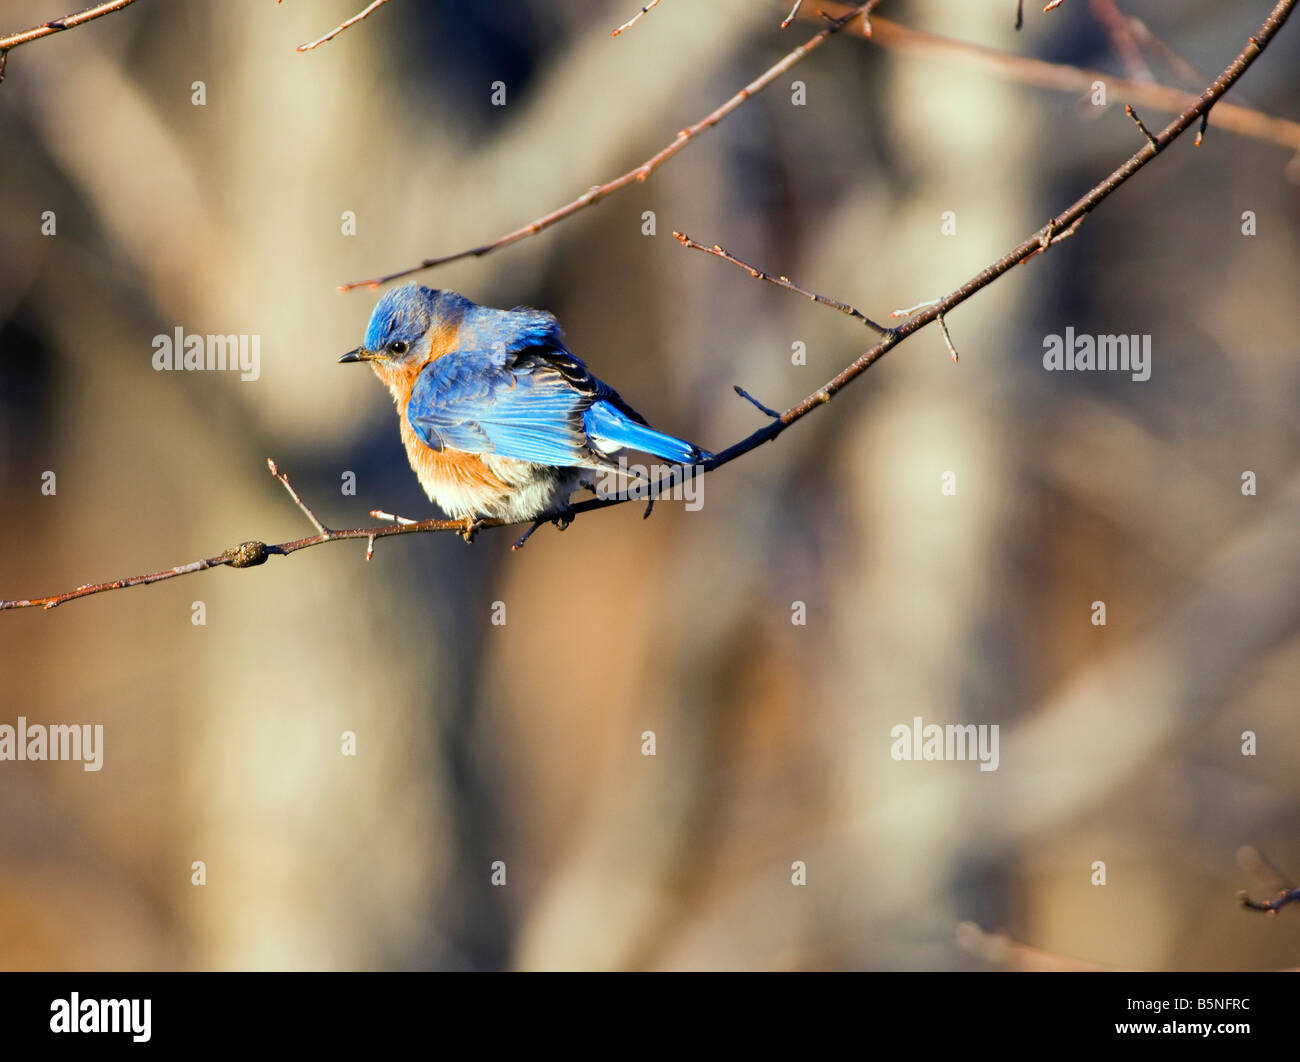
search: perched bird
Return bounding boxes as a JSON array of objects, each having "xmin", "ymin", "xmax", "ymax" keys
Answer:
[{"xmin": 340, "ymin": 285, "xmax": 710, "ymax": 535}]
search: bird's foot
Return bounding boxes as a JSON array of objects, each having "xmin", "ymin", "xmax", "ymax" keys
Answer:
[{"xmin": 459, "ymin": 517, "xmax": 486, "ymax": 544}]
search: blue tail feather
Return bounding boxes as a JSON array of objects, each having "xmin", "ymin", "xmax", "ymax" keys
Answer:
[{"xmin": 584, "ymin": 400, "xmax": 710, "ymax": 464}]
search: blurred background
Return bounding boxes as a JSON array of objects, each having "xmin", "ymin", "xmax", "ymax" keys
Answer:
[{"xmin": 0, "ymin": 0, "xmax": 1298, "ymax": 970}]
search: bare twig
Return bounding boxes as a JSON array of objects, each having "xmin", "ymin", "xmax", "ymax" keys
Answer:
[
  {"xmin": 4, "ymin": 0, "xmax": 1294, "ymax": 612},
  {"xmin": 734, "ymin": 386, "xmax": 782, "ymax": 420},
  {"xmin": 887, "ymin": 298, "xmax": 958, "ymax": 360},
  {"xmin": 0, "ymin": 0, "xmax": 140, "ymax": 82},
  {"xmin": 1, "ymin": 462, "xmax": 476, "ymax": 610},
  {"xmin": 936, "ymin": 312, "xmax": 959, "ymax": 364},
  {"xmin": 781, "ymin": 0, "xmax": 805, "ymax": 30},
  {"xmin": 370, "ymin": 509, "xmax": 419, "ymax": 525},
  {"xmin": 1089, "ymin": 0, "xmax": 1155, "ymax": 83},
  {"xmin": 611, "ymin": 0, "xmax": 662, "ymax": 38},
  {"xmin": 1123, "ymin": 103, "xmax": 1164, "ymax": 149},
  {"xmin": 1125, "ymin": 15, "xmax": 1219, "ymax": 94},
  {"xmin": 1240, "ymin": 888, "xmax": 1300, "ymax": 914},
  {"xmin": 267, "ymin": 458, "xmax": 330, "ymax": 534},
  {"xmin": 890, "ymin": 298, "xmax": 940, "ymax": 319},
  {"xmin": 809, "ymin": 6, "xmax": 1300, "ymax": 155},
  {"xmin": 338, "ymin": 3, "xmax": 874, "ymax": 291},
  {"xmin": 1016, "ymin": 0, "xmax": 1069, "ymax": 25},
  {"xmin": 679, "ymin": 1, "xmax": 1293, "ymax": 467},
  {"xmin": 672, "ymin": 231, "xmax": 891, "ymax": 334},
  {"xmin": 1238, "ymin": 846, "xmax": 1300, "ymax": 914},
  {"xmin": 858, "ymin": 0, "xmax": 888, "ymax": 37},
  {"xmin": 285, "ymin": 0, "xmax": 391, "ymax": 52},
  {"xmin": 1124, "ymin": 103, "xmax": 1160, "ymax": 149},
  {"xmin": 1014, "ymin": 213, "xmax": 1085, "ymax": 266}
]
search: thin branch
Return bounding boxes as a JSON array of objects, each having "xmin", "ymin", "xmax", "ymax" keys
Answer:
[
  {"xmin": 888, "ymin": 298, "xmax": 959, "ymax": 361},
  {"xmin": 734, "ymin": 386, "xmax": 782, "ymax": 420},
  {"xmin": 672, "ymin": 231, "xmax": 892, "ymax": 334},
  {"xmin": 1124, "ymin": 103, "xmax": 1159, "ymax": 149},
  {"xmin": 611, "ymin": 0, "xmax": 662, "ymax": 38},
  {"xmin": 370, "ymin": 508, "xmax": 419, "ymax": 526},
  {"xmin": 810, "ymin": 7, "xmax": 1300, "ymax": 155},
  {"xmin": 1240, "ymin": 888, "xmax": 1300, "ymax": 914},
  {"xmin": 1237, "ymin": 845, "xmax": 1300, "ymax": 914},
  {"xmin": 1088, "ymin": 0, "xmax": 1154, "ymax": 82},
  {"xmin": 338, "ymin": 2, "xmax": 874, "ymax": 291},
  {"xmin": 1, "ymin": 462, "xmax": 477, "ymax": 611},
  {"xmin": 890, "ymin": 298, "xmax": 940, "ymax": 319},
  {"xmin": 3, "ymin": 0, "xmax": 1293, "ymax": 612},
  {"xmin": 936, "ymin": 311, "xmax": 959, "ymax": 364},
  {"xmin": 681, "ymin": 1, "xmax": 1292, "ymax": 464},
  {"xmin": 267, "ymin": 458, "xmax": 329, "ymax": 534},
  {"xmin": 0, "ymin": 0, "xmax": 140, "ymax": 81},
  {"xmin": 1125, "ymin": 14, "xmax": 1220, "ymax": 94},
  {"xmin": 781, "ymin": 0, "xmax": 805, "ymax": 30},
  {"xmin": 286, "ymin": 0, "xmax": 390, "ymax": 52},
  {"xmin": 1016, "ymin": 0, "xmax": 1069, "ymax": 25},
  {"xmin": 1092, "ymin": 0, "xmax": 1154, "ymax": 82},
  {"xmin": 857, "ymin": 0, "xmax": 889, "ymax": 37}
]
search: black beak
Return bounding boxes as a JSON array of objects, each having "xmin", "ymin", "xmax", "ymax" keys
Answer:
[{"xmin": 338, "ymin": 348, "xmax": 369, "ymax": 363}]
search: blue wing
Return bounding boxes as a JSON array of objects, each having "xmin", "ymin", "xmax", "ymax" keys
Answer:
[
  {"xmin": 407, "ymin": 342, "xmax": 608, "ymax": 467},
  {"xmin": 407, "ymin": 306, "xmax": 709, "ymax": 467}
]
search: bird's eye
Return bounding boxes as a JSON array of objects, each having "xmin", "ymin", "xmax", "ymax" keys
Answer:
[{"xmin": 388, "ymin": 340, "xmax": 409, "ymax": 356}]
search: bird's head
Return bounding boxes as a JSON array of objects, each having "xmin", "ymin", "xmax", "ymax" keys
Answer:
[{"xmin": 339, "ymin": 284, "xmax": 466, "ymax": 370}]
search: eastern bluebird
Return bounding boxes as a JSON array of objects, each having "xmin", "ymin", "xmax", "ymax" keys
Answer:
[{"xmin": 340, "ymin": 284, "xmax": 711, "ymax": 529}]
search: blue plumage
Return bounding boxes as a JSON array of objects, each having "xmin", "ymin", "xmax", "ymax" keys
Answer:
[
  {"xmin": 343, "ymin": 284, "xmax": 710, "ymax": 525},
  {"xmin": 582, "ymin": 400, "xmax": 703, "ymax": 466},
  {"xmin": 399, "ymin": 290, "xmax": 711, "ymax": 469}
]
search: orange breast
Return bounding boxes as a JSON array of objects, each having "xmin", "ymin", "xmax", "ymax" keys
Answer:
[
  {"xmin": 371, "ymin": 347, "xmax": 509, "ymax": 502},
  {"xmin": 398, "ymin": 415, "xmax": 509, "ymax": 494}
]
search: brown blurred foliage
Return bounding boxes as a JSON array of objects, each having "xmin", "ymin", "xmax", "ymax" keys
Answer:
[{"xmin": 0, "ymin": 0, "xmax": 1298, "ymax": 970}]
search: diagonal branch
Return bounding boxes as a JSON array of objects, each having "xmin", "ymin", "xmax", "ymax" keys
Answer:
[
  {"xmin": 287, "ymin": 0, "xmax": 391, "ymax": 53},
  {"xmin": 0, "ymin": 0, "xmax": 141, "ymax": 82},
  {"xmin": 814, "ymin": 7, "xmax": 1300, "ymax": 154},
  {"xmin": 672, "ymin": 232, "xmax": 892, "ymax": 334},
  {"xmin": 337, "ymin": 2, "xmax": 877, "ymax": 291},
  {"xmin": 611, "ymin": 0, "xmax": 662, "ymax": 38},
  {"xmin": 3, "ymin": 0, "xmax": 1293, "ymax": 612},
  {"xmin": 1089, "ymin": 0, "xmax": 1155, "ymax": 83},
  {"xmin": 1239, "ymin": 887, "xmax": 1300, "ymax": 914},
  {"xmin": 1123, "ymin": 13, "xmax": 1224, "ymax": 96},
  {"xmin": 752, "ymin": 0, "xmax": 1295, "ymax": 443},
  {"xmin": 1237, "ymin": 845, "xmax": 1300, "ymax": 914},
  {"xmin": 1, "ymin": 461, "xmax": 475, "ymax": 611}
]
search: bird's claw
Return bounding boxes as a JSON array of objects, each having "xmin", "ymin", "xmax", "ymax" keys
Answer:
[{"xmin": 459, "ymin": 517, "xmax": 486, "ymax": 543}]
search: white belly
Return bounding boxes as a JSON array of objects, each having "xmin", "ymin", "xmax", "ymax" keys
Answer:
[{"xmin": 422, "ymin": 456, "xmax": 591, "ymax": 523}]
